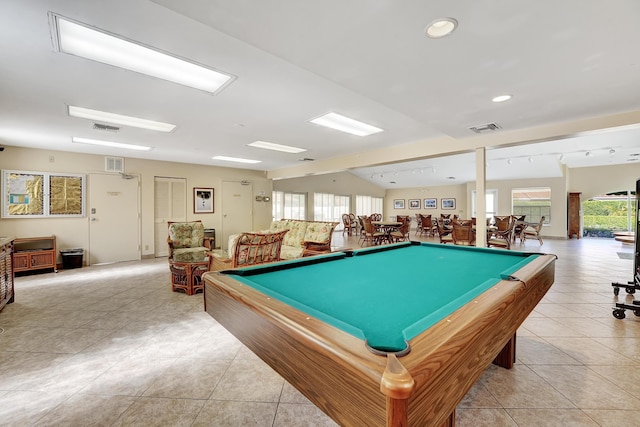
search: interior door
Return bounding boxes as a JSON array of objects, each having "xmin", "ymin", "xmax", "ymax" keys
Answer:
[
  {"xmin": 221, "ymin": 181, "xmax": 253, "ymax": 250},
  {"xmin": 89, "ymin": 173, "xmax": 140, "ymax": 265},
  {"xmin": 154, "ymin": 177, "xmax": 187, "ymax": 257}
]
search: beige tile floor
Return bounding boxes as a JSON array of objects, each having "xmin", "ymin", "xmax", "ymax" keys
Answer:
[{"xmin": 1, "ymin": 234, "xmax": 639, "ymax": 426}]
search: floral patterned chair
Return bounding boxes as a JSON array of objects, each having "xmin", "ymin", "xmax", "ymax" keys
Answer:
[{"xmin": 167, "ymin": 221, "xmax": 211, "ymax": 262}]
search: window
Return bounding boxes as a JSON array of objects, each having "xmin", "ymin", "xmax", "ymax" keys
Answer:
[
  {"xmin": 314, "ymin": 193, "xmax": 350, "ymax": 224},
  {"xmin": 583, "ymin": 191, "xmax": 637, "ymax": 237},
  {"xmin": 355, "ymin": 195, "xmax": 383, "ymax": 217},
  {"xmin": 471, "ymin": 190, "xmax": 497, "ymax": 219},
  {"xmin": 272, "ymin": 191, "xmax": 306, "ymax": 220},
  {"xmin": 512, "ymin": 188, "xmax": 551, "ymax": 224}
]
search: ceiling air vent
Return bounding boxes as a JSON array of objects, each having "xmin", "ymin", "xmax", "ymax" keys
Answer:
[
  {"xmin": 105, "ymin": 156, "xmax": 124, "ymax": 173},
  {"xmin": 93, "ymin": 123, "xmax": 120, "ymax": 132},
  {"xmin": 469, "ymin": 122, "xmax": 501, "ymax": 133},
  {"xmin": 297, "ymin": 157, "xmax": 315, "ymax": 162}
]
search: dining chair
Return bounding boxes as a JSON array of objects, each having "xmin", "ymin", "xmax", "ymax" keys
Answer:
[
  {"xmin": 521, "ymin": 216, "xmax": 545, "ymax": 245},
  {"xmin": 487, "ymin": 217, "xmax": 516, "ymax": 249},
  {"xmin": 370, "ymin": 213, "xmax": 382, "ymax": 221},
  {"xmin": 435, "ymin": 218, "xmax": 453, "ymax": 244},
  {"xmin": 414, "ymin": 214, "xmax": 424, "ymax": 236},
  {"xmin": 419, "ymin": 215, "xmax": 434, "ymax": 237},
  {"xmin": 451, "ymin": 223, "xmax": 475, "ymax": 246},
  {"xmin": 342, "ymin": 213, "xmax": 356, "ymax": 236},
  {"xmin": 390, "ymin": 217, "xmax": 410, "ymax": 242},
  {"xmin": 511, "ymin": 215, "xmax": 527, "ymax": 243},
  {"xmin": 357, "ymin": 215, "xmax": 368, "ymax": 236},
  {"xmin": 360, "ymin": 217, "xmax": 384, "ymax": 246}
]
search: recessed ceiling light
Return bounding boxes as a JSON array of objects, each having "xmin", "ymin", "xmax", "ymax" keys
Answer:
[
  {"xmin": 72, "ymin": 136, "xmax": 152, "ymax": 151},
  {"xmin": 49, "ymin": 13, "xmax": 235, "ymax": 94},
  {"xmin": 211, "ymin": 155, "xmax": 261, "ymax": 164},
  {"xmin": 492, "ymin": 94, "xmax": 512, "ymax": 103},
  {"xmin": 68, "ymin": 106, "xmax": 176, "ymax": 132},
  {"xmin": 309, "ymin": 112, "xmax": 383, "ymax": 136},
  {"xmin": 425, "ymin": 18, "xmax": 458, "ymax": 39},
  {"xmin": 248, "ymin": 141, "xmax": 306, "ymax": 153}
]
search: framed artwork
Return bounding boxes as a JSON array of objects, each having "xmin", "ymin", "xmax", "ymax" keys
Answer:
[
  {"xmin": 194, "ymin": 187, "xmax": 214, "ymax": 213},
  {"xmin": 393, "ymin": 199, "xmax": 405, "ymax": 209},
  {"xmin": 2, "ymin": 169, "xmax": 85, "ymax": 218},
  {"xmin": 424, "ymin": 198, "xmax": 437, "ymax": 209},
  {"xmin": 441, "ymin": 198, "xmax": 456, "ymax": 210},
  {"xmin": 409, "ymin": 199, "xmax": 420, "ymax": 209}
]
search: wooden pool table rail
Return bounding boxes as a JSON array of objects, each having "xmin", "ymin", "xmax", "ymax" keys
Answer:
[{"xmin": 203, "ymin": 252, "xmax": 555, "ymax": 427}]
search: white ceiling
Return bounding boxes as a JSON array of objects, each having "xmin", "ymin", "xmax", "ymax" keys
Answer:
[{"xmin": 1, "ymin": 0, "xmax": 639, "ymax": 189}]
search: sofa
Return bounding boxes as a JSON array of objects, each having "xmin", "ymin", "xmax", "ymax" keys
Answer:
[{"xmin": 225, "ymin": 219, "xmax": 338, "ymax": 263}]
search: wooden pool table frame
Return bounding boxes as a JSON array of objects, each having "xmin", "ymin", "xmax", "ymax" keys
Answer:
[{"xmin": 203, "ymin": 249, "xmax": 555, "ymax": 427}]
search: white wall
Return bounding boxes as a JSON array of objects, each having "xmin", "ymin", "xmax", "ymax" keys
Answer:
[
  {"xmin": 385, "ymin": 184, "xmax": 467, "ymax": 222},
  {"xmin": 569, "ymin": 163, "xmax": 639, "ymax": 200},
  {"xmin": 0, "ymin": 146, "xmax": 273, "ymax": 261}
]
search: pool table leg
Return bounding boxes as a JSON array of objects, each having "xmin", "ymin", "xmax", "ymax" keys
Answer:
[
  {"xmin": 492, "ymin": 333, "xmax": 516, "ymax": 369},
  {"xmin": 381, "ymin": 354, "xmax": 415, "ymax": 427}
]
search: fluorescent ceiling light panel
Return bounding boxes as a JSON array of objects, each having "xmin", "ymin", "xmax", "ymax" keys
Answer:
[
  {"xmin": 492, "ymin": 94, "xmax": 512, "ymax": 103},
  {"xmin": 309, "ymin": 112, "xmax": 383, "ymax": 136},
  {"xmin": 248, "ymin": 140, "xmax": 307, "ymax": 153},
  {"xmin": 68, "ymin": 106, "xmax": 176, "ymax": 132},
  {"xmin": 212, "ymin": 155, "xmax": 261, "ymax": 164},
  {"xmin": 50, "ymin": 13, "xmax": 235, "ymax": 94},
  {"xmin": 72, "ymin": 136, "xmax": 152, "ymax": 151}
]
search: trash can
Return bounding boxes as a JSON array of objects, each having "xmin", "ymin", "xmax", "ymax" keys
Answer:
[{"xmin": 60, "ymin": 248, "xmax": 83, "ymax": 269}]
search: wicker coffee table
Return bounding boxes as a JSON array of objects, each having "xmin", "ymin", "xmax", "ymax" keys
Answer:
[{"xmin": 169, "ymin": 257, "xmax": 209, "ymax": 295}]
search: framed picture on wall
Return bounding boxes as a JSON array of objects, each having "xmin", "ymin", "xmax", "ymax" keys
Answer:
[
  {"xmin": 424, "ymin": 198, "xmax": 437, "ymax": 209},
  {"xmin": 393, "ymin": 199, "xmax": 405, "ymax": 209},
  {"xmin": 194, "ymin": 187, "xmax": 214, "ymax": 213},
  {"xmin": 409, "ymin": 199, "xmax": 420, "ymax": 209},
  {"xmin": 441, "ymin": 198, "xmax": 456, "ymax": 210}
]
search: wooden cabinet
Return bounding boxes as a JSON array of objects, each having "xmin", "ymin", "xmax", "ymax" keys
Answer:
[
  {"xmin": 568, "ymin": 192, "xmax": 581, "ymax": 239},
  {"xmin": 1, "ymin": 237, "xmax": 15, "ymax": 312},
  {"xmin": 14, "ymin": 236, "xmax": 57, "ymax": 274}
]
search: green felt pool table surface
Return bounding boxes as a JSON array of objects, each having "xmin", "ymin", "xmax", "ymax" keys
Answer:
[{"xmin": 225, "ymin": 241, "xmax": 540, "ymax": 352}]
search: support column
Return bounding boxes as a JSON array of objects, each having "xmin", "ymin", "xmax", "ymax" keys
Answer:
[{"xmin": 475, "ymin": 147, "xmax": 487, "ymax": 247}]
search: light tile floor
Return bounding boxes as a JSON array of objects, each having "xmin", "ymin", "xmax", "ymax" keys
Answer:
[{"xmin": 1, "ymin": 234, "xmax": 639, "ymax": 426}]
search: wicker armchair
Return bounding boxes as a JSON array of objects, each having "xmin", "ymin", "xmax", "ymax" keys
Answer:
[{"xmin": 167, "ymin": 220, "xmax": 213, "ymax": 262}]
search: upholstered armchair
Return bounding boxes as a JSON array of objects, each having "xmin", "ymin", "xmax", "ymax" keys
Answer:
[{"xmin": 167, "ymin": 221, "xmax": 212, "ymax": 262}]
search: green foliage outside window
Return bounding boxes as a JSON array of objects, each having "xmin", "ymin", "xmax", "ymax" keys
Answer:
[{"xmin": 583, "ymin": 199, "xmax": 637, "ymax": 237}]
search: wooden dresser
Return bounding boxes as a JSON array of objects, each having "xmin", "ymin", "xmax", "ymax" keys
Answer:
[{"xmin": 568, "ymin": 192, "xmax": 581, "ymax": 239}]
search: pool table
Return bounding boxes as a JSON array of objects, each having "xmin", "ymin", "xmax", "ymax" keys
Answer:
[{"xmin": 203, "ymin": 241, "xmax": 555, "ymax": 427}]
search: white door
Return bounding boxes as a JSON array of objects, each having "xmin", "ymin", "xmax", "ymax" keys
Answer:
[
  {"xmin": 89, "ymin": 173, "xmax": 140, "ymax": 265},
  {"xmin": 154, "ymin": 177, "xmax": 187, "ymax": 257},
  {"xmin": 221, "ymin": 181, "xmax": 253, "ymax": 250}
]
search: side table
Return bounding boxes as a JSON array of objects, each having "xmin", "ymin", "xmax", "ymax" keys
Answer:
[
  {"xmin": 209, "ymin": 249, "xmax": 233, "ymax": 271},
  {"xmin": 169, "ymin": 258, "xmax": 209, "ymax": 295}
]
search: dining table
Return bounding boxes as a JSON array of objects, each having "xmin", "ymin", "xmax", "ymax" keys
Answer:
[{"xmin": 372, "ymin": 220, "xmax": 402, "ymax": 244}]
